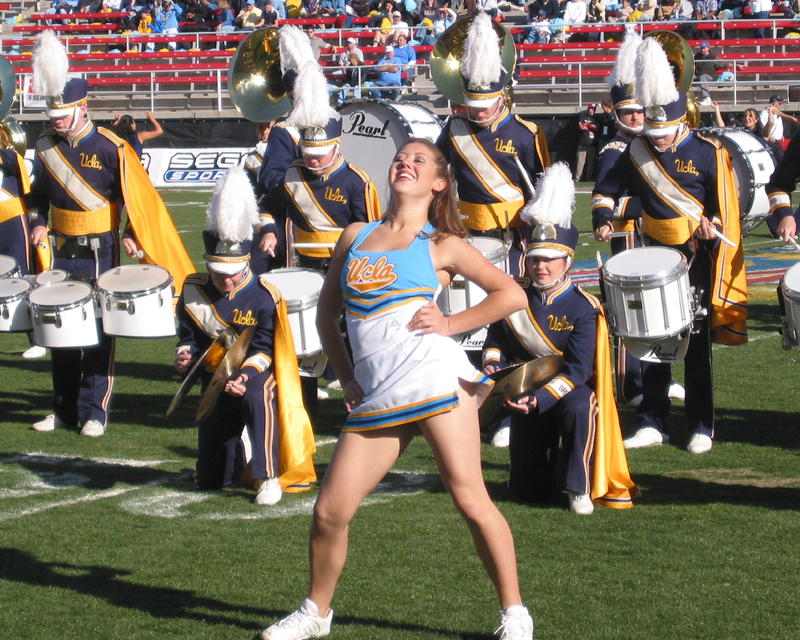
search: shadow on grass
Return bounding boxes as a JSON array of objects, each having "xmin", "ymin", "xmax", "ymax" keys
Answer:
[
  {"xmin": 632, "ymin": 473, "xmax": 800, "ymax": 510},
  {"xmin": 0, "ymin": 548, "xmax": 497, "ymax": 639}
]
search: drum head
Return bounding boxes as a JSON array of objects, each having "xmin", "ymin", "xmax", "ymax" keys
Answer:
[
  {"xmin": 29, "ymin": 281, "xmax": 93, "ymax": 307},
  {"xmin": 261, "ymin": 268, "xmax": 324, "ymax": 308},
  {"xmin": 340, "ymin": 100, "xmax": 442, "ymax": 208},
  {"xmin": 0, "ymin": 255, "xmax": 19, "ymax": 277},
  {"xmin": 35, "ymin": 269, "xmax": 70, "ymax": 286},
  {"xmin": 0, "ymin": 277, "xmax": 31, "ymax": 299},
  {"xmin": 96, "ymin": 264, "xmax": 172, "ymax": 293},
  {"xmin": 605, "ymin": 246, "xmax": 684, "ymax": 280}
]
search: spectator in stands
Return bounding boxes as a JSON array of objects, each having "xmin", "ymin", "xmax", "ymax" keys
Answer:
[
  {"xmin": 761, "ymin": 95, "xmax": 797, "ymax": 160},
  {"xmin": 270, "ymin": 0, "xmax": 286, "ymax": 17},
  {"xmin": 474, "ymin": 0, "xmax": 500, "ymax": 17},
  {"xmin": 636, "ymin": 0, "xmax": 656, "ymax": 19},
  {"xmin": 112, "ymin": 111, "xmax": 165, "ymax": 159},
  {"xmin": 373, "ymin": 10, "xmax": 409, "ymax": 44},
  {"xmin": 424, "ymin": 6, "xmax": 455, "ymax": 43},
  {"xmin": 369, "ymin": 45, "xmax": 403, "ymax": 101},
  {"xmin": 216, "ymin": 0, "xmax": 237, "ymax": 29},
  {"xmin": 368, "ymin": 1, "xmax": 395, "ymax": 28},
  {"xmin": 419, "ymin": 0, "xmax": 438, "ymax": 24},
  {"xmin": 262, "ymin": 0, "xmax": 279, "ymax": 23},
  {"xmin": 687, "ymin": 0, "xmax": 719, "ymax": 39},
  {"xmin": 348, "ymin": 0, "xmax": 370, "ymax": 20},
  {"xmin": 658, "ymin": 0, "xmax": 678, "ymax": 19},
  {"xmin": 710, "ymin": 102, "xmax": 762, "ymax": 134},
  {"xmin": 612, "ymin": 0, "xmax": 633, "ymax": 20},
  {"xmin": 750, "ymin": 0, "xmax": 773, "ymax": 37},
  {"xmin": 528, "ymin": 0, "xmax": 558, "ymax": 19},
  {"xmin": 337, "ymin": 52, "xmax": 362, "ymax": 105},
  {"xmin": 153, "ymin": 0, "xmax": 180, "ymax": 49},
  {"xmin": 305, "ymin": 26, "xmax": 325, "ymax": 59},
  {"xmin": 563, "ymin": 0, "xmax": 586, "ymax": 22},
  {"xmin": 393, "ymin": 32, "xmax": 416, "ymax": 68},
  {"xmin": 526, "ymin": 9, "xmax": 551, "ymax": 42},
  {"xmin": 317, "ymin": 0, "xmax": 345, "ymax": 16},
  {"xmin": 337, "ymin": 37, "xmax": 364, "ymax": 65},
  {"xmin": 694, "ymin": 40, "xmax": 730, "ymax": 106},
  {"xmin": 119, "ymin": 4, "xmax": 140, "ymax": 29},
  {"xmin": 575, "ymin": 102, "xmax": 598, "ymax": 181},
  {"xmin": 587, "ymin": 0, "xmax": 606, "ymax": 22},
  {"xmin": 236, "ymin": 0, "xmax": 264, "ymax": 28},
  {"xmin": 717, "ymin": 0, "xmax": 744, "ymax": 18}
]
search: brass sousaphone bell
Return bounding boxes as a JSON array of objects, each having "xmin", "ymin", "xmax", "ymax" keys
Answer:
[
  {"xmin": 227, "ymin": 27, "xmax": 290, "ymax": 123},
  {"xmin": 430, "ymin": 17, "xmax": 518, "ymax": 105},
  {"xmin": 642, "ymin": 31, "xmax": 699, "ymax": 129},
  {"xmin": 0, "ymin": 54, "xmax": 26, "ymax": 155}
]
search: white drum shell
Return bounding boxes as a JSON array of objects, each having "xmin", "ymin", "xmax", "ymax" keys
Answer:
[
  {"xmin": 780, "ymin": 262, "xmax": 800, "ymax": 348},
  {"xmin": 0, "ymin": 255, "xmax": 20, "ymax": 279},
  {"xmin": 603, "ymin": 247, "xmax": 695, "ymax": 361},
  {"xmin": 96, "ymin": 265, "xmax": 175, "ymax": 338},
  {"xmin": 340, "ymin": 100, "xmax": 442, "ymax": 208},
  {"xmin": 0, "ymin": 277, "xmax": 32, "ymax": 332},
  {"xmin": 260, "ymin": 268, "xmax": 325, "ymax": 358},
  {"xmin": 28, "ymin": 281, "xmax": 99, "ymax": 348},
  {"xmin": 437, "ymin": 237, "xmax": 510, "ymax": 350}
]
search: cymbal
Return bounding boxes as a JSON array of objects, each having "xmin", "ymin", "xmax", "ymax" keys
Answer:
[
  {"xmin": 196, "ymin": 326, "xmax": 256, "ymax": 423},
  {"xmin": 166, "ymin": 326, "xmax": 236, "ymax": 417},
  {"xmin": 479, "ymin": 355, "xmax": 564, "ymax": 426}
]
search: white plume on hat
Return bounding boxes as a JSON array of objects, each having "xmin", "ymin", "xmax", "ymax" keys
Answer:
[
  {"xmin": 462, "ymin": 13, "xmax": 503, "ymax": 87},
  {"xmin": 634, "ymin": 37, "xmax": 679, "ymax": 108},
  {"xmin": 286, "ymin": 61, "xmax": 338, "ymax": 129},
  {"xmin": 520, "ymin": 162, "xmax": 574, "ymax": 227},
  {"xmin": 607, "ymin": 31, "xmax": 641, "ymax": 88},
  {"xmin": 279, "ymin": 24, "xmax": 315, "ymax": 74},
  {"xmin": 206, "ymin": 165, "xmax": 259, "ymax": 243},
  {"xmin": 32, "ymin": 31, "xmax": 70, "ymax": 98}
]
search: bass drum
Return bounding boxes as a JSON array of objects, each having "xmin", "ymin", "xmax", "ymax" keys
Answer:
[
  {"xmin": 339, "ymin": 100, "xmax": 442, "ymax": 207},
  {"xmin": 704, "ymin": 127, "xmax": 776, "ymax": 235}
]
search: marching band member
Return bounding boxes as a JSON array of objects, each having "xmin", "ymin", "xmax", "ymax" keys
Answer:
[
  {"xmin": 243, "ymin": 120, "xmax": 276, "ymax": 194},
  {"xmin": 483, "ymin": 163, "xmax": 637, "ymax": 514},
  {"xmin": 591, "ymin": 37, "xmax": 748, "ymax": 454},
  {"xmin": 260, "ymin": 137, "xmax": 534, "ymax": 640},
  {"xmin": 436, "ymin": 13, "xmax": 550, "ymax": 277},
  {"xmin": 174, "ymin": 166, "xmax": 316, "ymax": 504},
  {"xmin": 253, "ymin": 25, "xmax": 317, "ymax": 273},
  {"xmin": 260, "ymin": 61, "xmax": 382, "ymax": 274},
  {"xmin": 766, "ymin": 129, "xmax": 800, "ymax": 244},
  {"xmin": 28, "ymin": 31, "xmax": 193, "ymax": 437}
]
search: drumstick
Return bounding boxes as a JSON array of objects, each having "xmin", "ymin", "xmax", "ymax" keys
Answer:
[
  {"xmin": 513, "ymin": 153, "xmax": 536, "ymax": 201},
  {"xmin": 681, "ymin": 210, "xmax": 737, "ymax": 248},
  {"xmin": 785, "ymin": 236, "xmax": 800, "ymax": 253}
]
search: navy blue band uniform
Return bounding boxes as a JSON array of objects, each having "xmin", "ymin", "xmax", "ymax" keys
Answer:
[
  {"xmin": 436, "ymin": 110, "xmax": 551, "ymax": 276},
  {"xmin": 176, "ymin": 270, "xmax": 280, "ymax": 490},
  {"xmin": 261, "ymin": 154, "xmax": 381, "ymax": 271},
  {"xmin": 483, "ymin": 275, "xmax": 602, "ymax": 501},
  {"xmin": 253, "ymin": 122, "xmax": 301, "ymax": 273},
  {"xmin": 594, "ymin": 130, "xmax": 645, "ymax": 405},
  {"xmin": 28, "ymin": 124, "xmax": 128, "ymax": 429},
  {"xmin": 592, "ymin": 128, "xmax": 748, "ymax": 440},
  {"xmin": 0, "ymin": 148, "xmax": 34, "ymax": 276},
  {"xmin": 766, "ymin": 127, "xmax": 800, "ymax": 229}
]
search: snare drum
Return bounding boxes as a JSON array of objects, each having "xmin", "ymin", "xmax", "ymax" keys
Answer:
[
  {"xmin": 437, "ymin": 237, "xmax": 510, "ymax": 351},
  {"xmin": 602, "ymin": 246, "xmax": 695, "ymax": 363},
  {"xmin": 780, "ymin": 262, "xmax": 800, "ymax": 349},
  {"xmin": 28, "ymin": 281, "xmax": 99, "ymax": 348},
  {"xmin": 35, "ymin": 269, "xmax": 70, "ymax": 287},
  {"xmin": 0, "ymin": 277, "xmax": 33, "ymax": 332},
  {"xmin": 704, "ymin": 128, "xmax": 776, "ymax": 235},
  {"xmin": 95, "ymin": 265, "xmax": 175, "ymax": 338},
  {"xmin": 340, "ymin": 100, "xmax": 442, "ymax": 207},
  {"xmin": 260, "ymin": 268, "xmax": 325, "ymax": 358},
  {"xmin": 0, "ymin": 255, "xmax": 20, "ymax": 279}
]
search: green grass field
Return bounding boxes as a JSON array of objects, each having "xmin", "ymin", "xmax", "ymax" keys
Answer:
[{"xmin": 1, "ymin": 187, "xmax": 799, "ymax": 640}]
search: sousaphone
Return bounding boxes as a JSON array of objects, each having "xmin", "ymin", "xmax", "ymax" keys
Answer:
[
  {"xmin": 0, "ymin": 54, "xmax": 26, "ymax": 155},
  {"xmin": 642, "ymin": 31, "xmax": 700, "ymax": 129},
  {"xmin": 430, "ymin": 17, "xmax": 517, "ymax": 105},
  {"xmin": 227, "ymin": 27, "xmax": 290, "ymax": 122}
]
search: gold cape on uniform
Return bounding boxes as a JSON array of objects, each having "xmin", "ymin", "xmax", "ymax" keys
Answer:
[
  {"xmin": 591, "ymin": 305, "xmax": 639, "ymax": 509},
  {"xmin": 116, "ymin": 139, "xmax": 194, "ymax": 295}
]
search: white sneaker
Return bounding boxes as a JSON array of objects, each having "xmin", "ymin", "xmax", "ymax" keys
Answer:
[
  {"xmin": 687, "ymin": 432, "xmax": 713, "ymax": 454},
  {"xmin": 316, "ymin": 387, "xmax": 329, "ymax": 400},
  {"xmin": 32, "ymin": 413, "xmax": 70, "ymax": 432},
  {"xmin": 261, "ymin": 599, "xmax": 333, "ymax": 640},
  {"xmin": 699, "ymin": 97, "xmax": 712, "ymax": 106},
  {"xmin": 22, "ymin": 345, "xmax": 47, "ymax": 359},
  {"xmin": 80, "ymin": 420, "xmax": 106, "ymax": 437},
  {"xmin": 569, "ymin": 492, "xmax": 595, "ymax": 515},
  {"xmin": 668, "ymin": 382, "xmax": 686, "ymax": 401},
  {"xmin": 255, "ymin": 477, "xmax": 283, "ymax": 506},
  {"xmin": 623, "ymin": 426, "xmax": 669, "ymax": 449},
  {"xmin": 490, "ymin": 426, "xmax": 510, "ymax": 448},
  {"xmin": 496, "ymin": 604, "xmax": 534, "ymax": 640},
  {"xmin": 326, "ymin": 379, "xmax": 342, "ymax": 390}
]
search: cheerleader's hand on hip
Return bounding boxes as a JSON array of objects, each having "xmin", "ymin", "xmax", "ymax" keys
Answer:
[
  {"xmin": 342, "ymin": 378, "xmax": 365, "ymax": 411},
  {"xmin": 407, "ymin": 301, "xmax": 451, "ymax": 336}
]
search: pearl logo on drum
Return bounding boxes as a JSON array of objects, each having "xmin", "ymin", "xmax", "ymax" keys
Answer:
[{"xmin": 342, "ymin": 111, "xmax": 391, "ymax": 140}]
